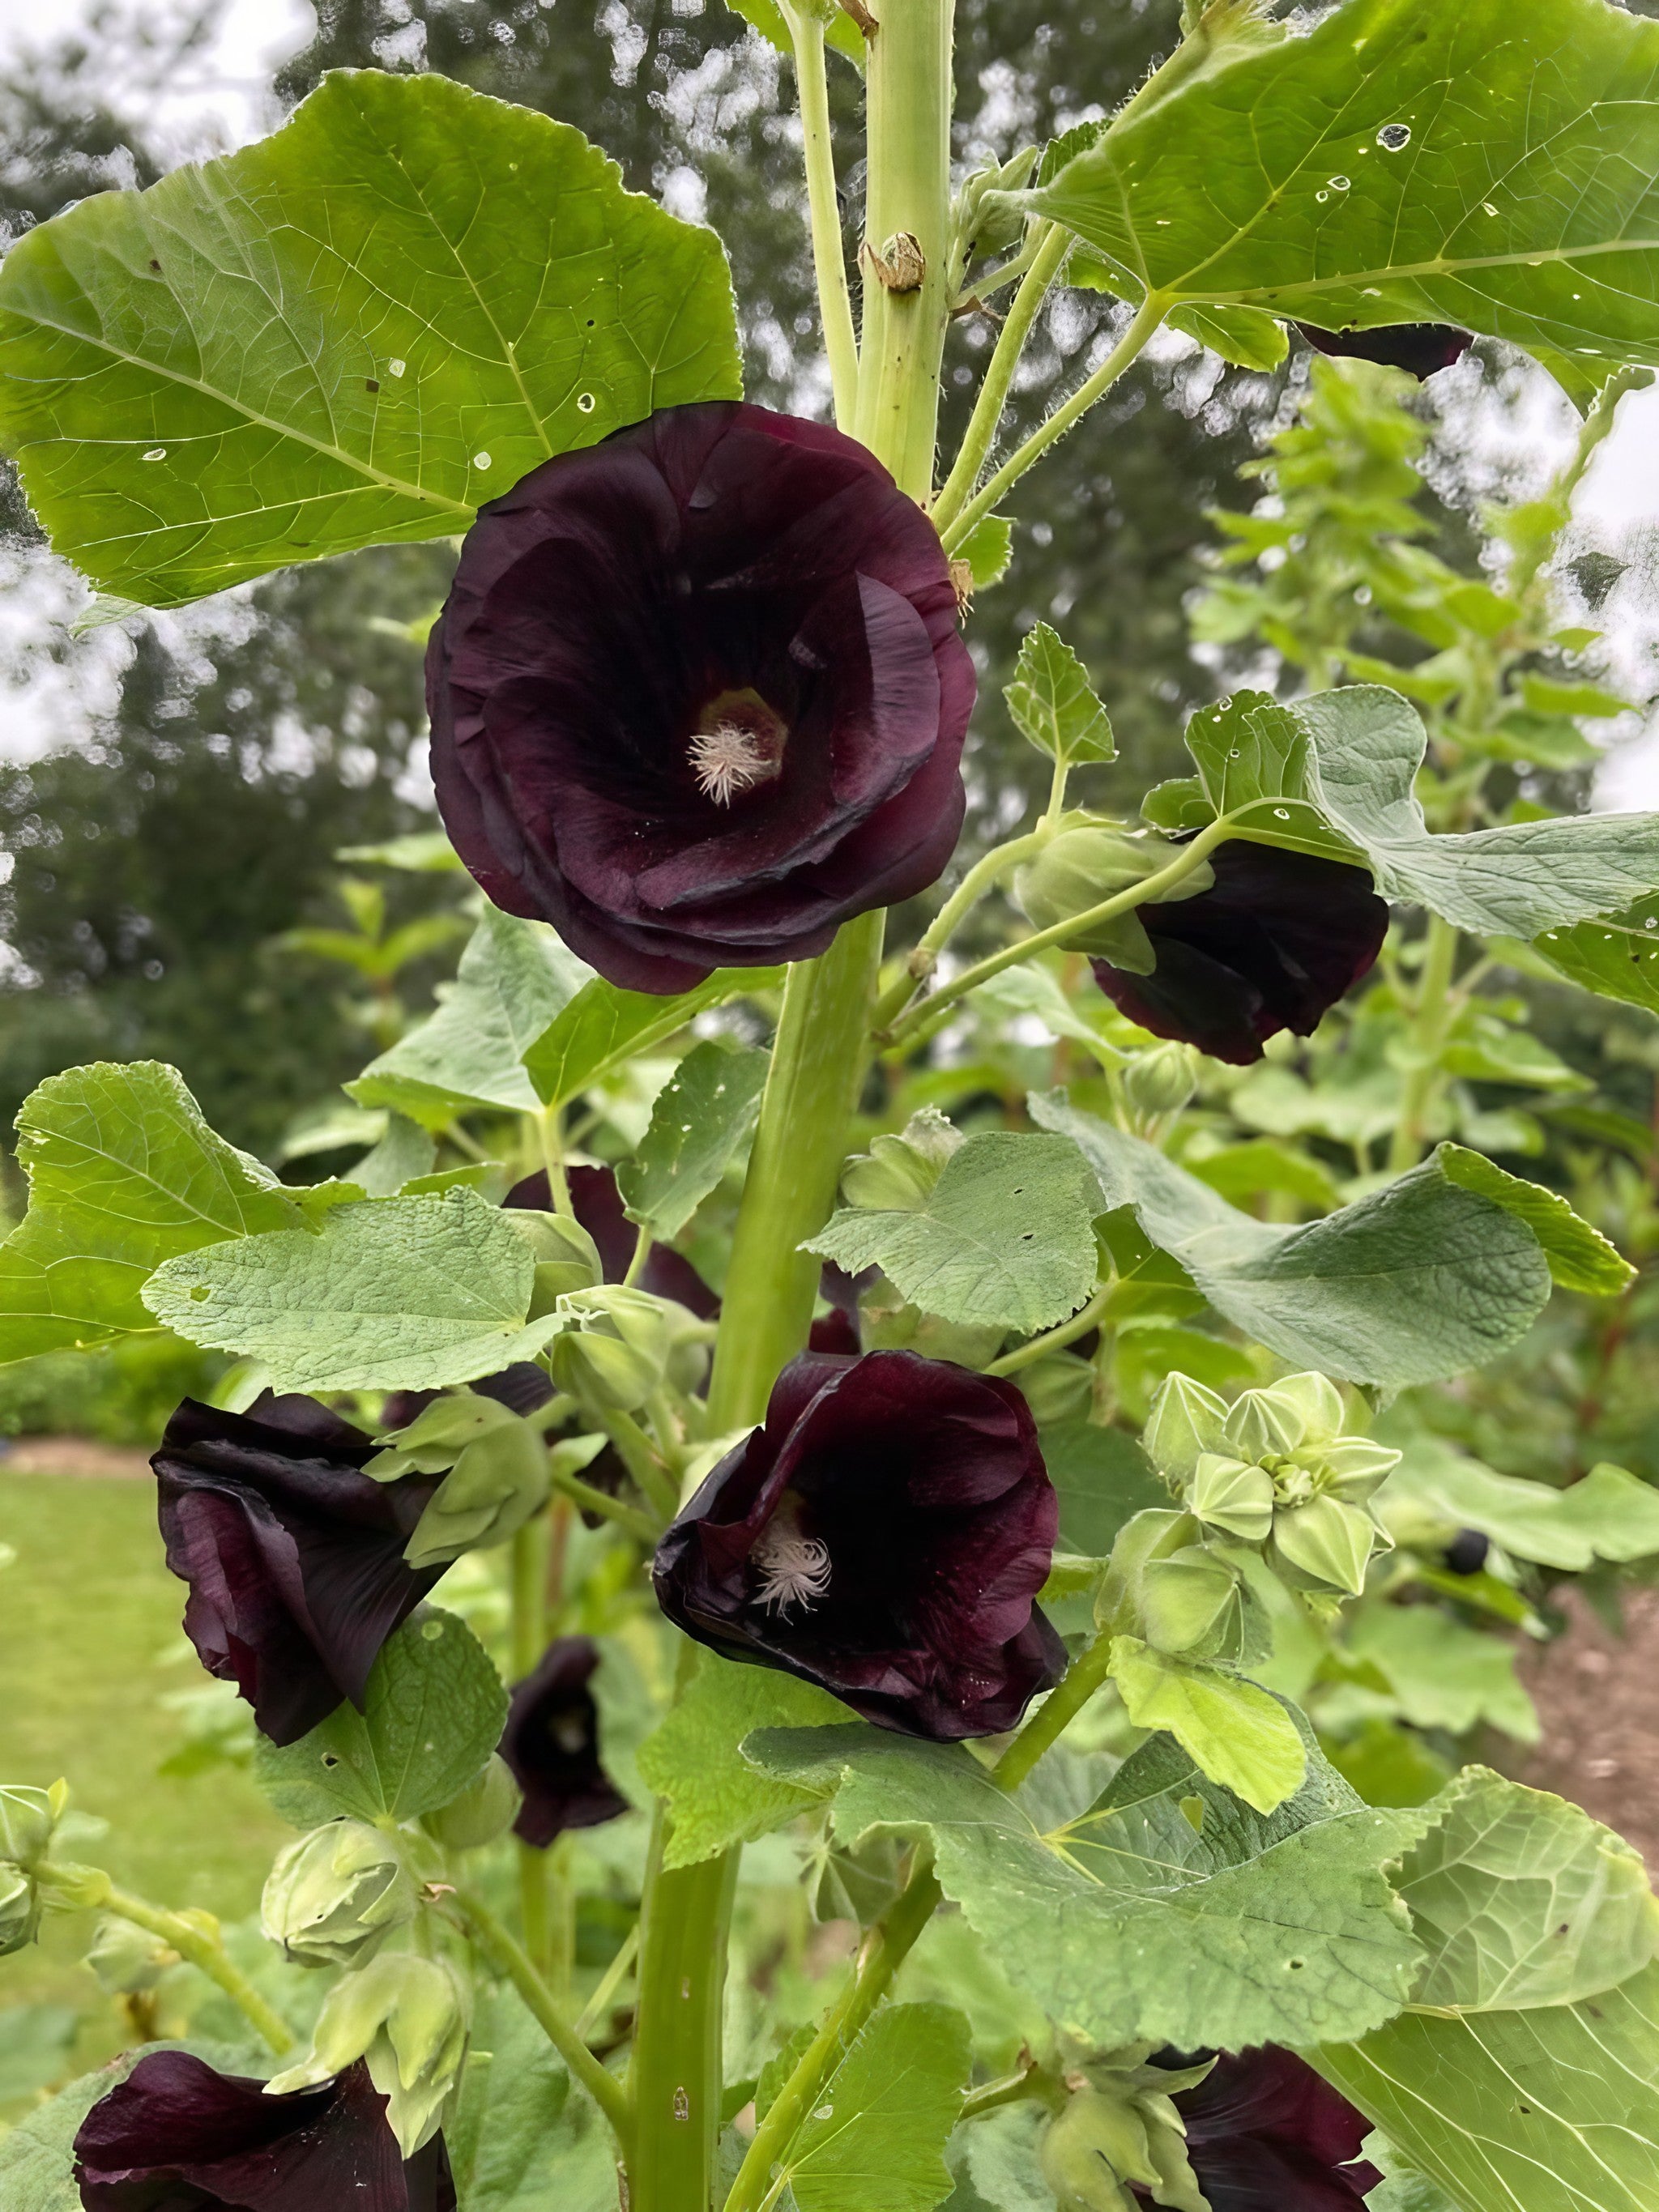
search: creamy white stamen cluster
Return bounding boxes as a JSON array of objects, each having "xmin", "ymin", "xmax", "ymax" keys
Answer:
[
  {"xmin": 750, "ymin": 1522, "xmax": 832, "ymax": 1616},
  {"xmin": 689, "ymin": 722, "xmax": 769, "ymax": 805}
]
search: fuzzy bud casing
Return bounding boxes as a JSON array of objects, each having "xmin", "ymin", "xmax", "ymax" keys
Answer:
[
  {"xmin": 260, "ymin": 1821, "xmax": 417, "ymax": 1970},
  {"xmin": 0, "ymin": 1863, "xmax": 39, "ymax": 1956},
  {"xmin": 421, "ymin": 1754, "xmax": 523, "ymax": 1852},
  {"xmin": 840, "ymin": 1106, "xmax": 964, "ymax": 1213},
  {"xmin": 549, "ymin": 1285, "xmax": 674, "ymax": 1413}
]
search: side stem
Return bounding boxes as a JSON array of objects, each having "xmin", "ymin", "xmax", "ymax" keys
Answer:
[
  {"xmin": 100, "ymin": 1884, "xmax": 295, "ymax": 2056},
  {"xmin": 783, "ymin": 0, "xmax": 859, "ymax": 430},
  {"xmin": 932, "ymin": 222, "xmax": 1070, "ymax": 535},
  {"xmin": 990, "ymin": 1630, "xmax": 1115, "ymax": 1793}
]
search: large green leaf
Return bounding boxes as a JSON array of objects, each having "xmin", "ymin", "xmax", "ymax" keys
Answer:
[
  {"xmin": 804, "ymin": 1131, "xmax": 1100, "ymax": 1335},
  {"xmin": 144, "ymin": 1186, "xmax": 558, "ymax": 1391},
  {"xmin": 1034, "ymin": 0, "xmax": 1659, "ymax": 370},
  {"xmin": 616, "ymin": 1036, "xmax": 770, "ymax": 1241},
  {"xmin": 1031, "ymin": 1093, "xmax": 1550, "ymax": 1387},
  {"xmin": 0, "ymin": 1060, "xmax": 305, "ymax": 1362},
  {"xmin": 1535, "ymin": 890, "xmax": 1659, "ymax": 1014},
  {"xmin": 785, "ymin": 2003, "xmax": 971, "ymax": 2212},
  {"xmin": 1379, "ymin": 1433, "xmax": 1659, "ymax": 1570},
  {"xmin": 746, "ymin": 1720, "xmax": 1427, "ymax": 2051},
  {"xmin": 1148, "ymin": 688, "xmax": 1659, "ymax": 939},
  {"xmin": 1319, "ymin": 1961, "xmax": 1659, "ymax": 2212},
  {"xmin": 1346, "ymin": 1604, "xmax": 1539, "ymax": 1744},
  {"xmin": 254, "ymin": 1608, "xmax": 507, "ymax": 1827},
  {"xmin": 351, "ymin": 909, "xmax": 593, "ymax": 1127},
  {"xmin": 1432, "ymin": 1145, "xmax": 1633, "ymax": 1296},
  {"xmin": 523, "ymin": 968, "xmax": 782, "ymax": 1110},
  {"xmin": 0, "ymin": 70, "xmax": 741, "ymax": 606},
  {"xmin": 1398, "ymin": 1768, "xmax": 1659, "ymax": 2013}
]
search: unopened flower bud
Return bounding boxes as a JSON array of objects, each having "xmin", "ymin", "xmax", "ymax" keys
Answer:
[
  {"xmin": 1015, "ymin": 821, "xmax": 1210, "ymax": 966},
  {"xmin": 1123, "ymin": 1042, "xmax": 1201, "ymax": 1127},
  {"xmin": 549, "ymin": 1285, "xmax": 673, "ymax": 1413},
  {"xmin": 1224, "ymin": 1383, "xmax": 1307, "ymax": 1462},
  {"xmin": 505, "ymin": 1208, "xmax": 604, "ymax": 1317},
  {"xmin": 1141, "ymin": 1545, "xmax": 1243, "ymax": 1659},
  {"xmin": 268, "ymin": 1950, "xmax": 469, "ymax": 2157},
  {"xmin": 87, "ymin": 1914, "xmax": 176, "ymax": 1996},
  {"xmin": 1190, "ymin": 1454, "xmax": 1275, "ymax": 1542},
  {"xmin": 369, "ymin": 1391, "xmax": 514, "ymax": 1477},
  {"xmin": 1319, "ymin": 1437, "xmax": 1401, "ymax": 1501},
  {"xmin": 1142, "ymin": 1373, "xmax": 1228, "ymax": 1485},
  {"xmin": 400, "ymin": 1416, "xmax": 550, "ymax": 1570},
  {"xmin": 421, "ymin": 1754, "xmax": 523, "ymax": 1853},
  {"xmin": 1039, "ymin": 2086, "xmax": 1153, "ymax": 2212},
  {"xmin": 0, "ymin": 1779, "xmax": 66, "ymax": 1869},
  {"xmin": 841, "ymin": 1107, "xmax": 963, "ymax": 1213},
  {"xmin": 1273, "ymin": 1494, "xmax": 1380, "ymax": 1595},
  {"xmin": 261, "ymin": 1822, "xmax": 417, "ymax": 1970},
  {"xmin": 0, "ymin": 1863, "xmax": 39, "ymax": 1956},
  {"xmin": 1261, "ymin": 1370, "xmax": 1346, "ymax": 1448}
]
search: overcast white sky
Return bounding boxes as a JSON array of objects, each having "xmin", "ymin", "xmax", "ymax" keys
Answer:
[{"xmin": 7, "ymin": 0, "xmax": 1659, "ymax": 799}]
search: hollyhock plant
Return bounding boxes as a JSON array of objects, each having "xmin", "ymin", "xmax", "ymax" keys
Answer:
[
  {"xmin": 1089, "ymin": 842, "xmax": 1388, "ymax": 1066},
  {"xmin": 427, "ymin": 401, "xmax": 975, "ymax": 993},
  {"xmin": 499, "ymin": 1636, "xmax": 630, "ymax": 1847},
  {"xmin": 152, "ymin": 1396, "xmax": 443, "ymax": 1747},
  {"xmin": 653, "ymin": 1349, "xmax": 1064, "ymax": 1739},
  {"xmin": 1296, "ymin": 322, "xmax": 1473, "ymax": 381},
  {"xmin": 1146, "ymin": 2047, "xmax": 1381, "ymax": 2211},
  {"xmin": 72, "ymin": 2052, "xmax": 454, "ymax": 2212}
]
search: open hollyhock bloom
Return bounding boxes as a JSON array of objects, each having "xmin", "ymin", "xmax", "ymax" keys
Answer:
[
  {"xmin": 428, "ymin": 401, "xmax": 975, "ymax": 992},
  {"xmin": 72, "ymin": 2052, "xmax": 454, "ymax": 2212},
  {"xmin": 1148, "ymin": 2046, "xmax": 1381, "ymax": 2210},
  {"xmin": 152, "ymin": 1396, "xmax": 443, "ymax": 1747},
  {"xmin": 499, "ymin": 1635, "xmax": 630, "ymax": 1847},
  {"xmin": 1090, "ymin": 842, "xmax": 1388, "ymax": 1066},
  {"xmin": 653, "ymin": 1349, "xmax": 1064, "ymax": 1738},
  {"xmin": 1296, "ymin": 322, "xmax": 1473, "ymax": 381}
]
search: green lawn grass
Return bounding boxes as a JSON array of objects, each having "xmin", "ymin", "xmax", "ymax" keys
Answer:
[{"xmin": 0, "ymin": 1470, "xmax": 288, "ymax": 2013}]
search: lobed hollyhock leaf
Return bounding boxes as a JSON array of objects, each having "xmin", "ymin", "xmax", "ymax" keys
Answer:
[
  {"xmin": 746, "ymin": 1717, "xmax": 1429, "ymax": 2051},
  {"xmin": 655, "ymin": 1349, "xmax": 1065, "ymax": 1741},
  {"xmin": 1033, "ymin": 1093, "xmax": 1551, "ymax": 1387},
  {"xmin": 1345, "ymin": 1605, "xmax": 1538, "ymax": 1746},
  {"xmin": 1033, "ymin": 0, "xmax": 1659, "ymax": 372},
  {"xmin": 0, "ymin": 1062, "xmax": 308, "ymax": 1363},
  {"xmin": 152, "ymin": 1394, "xmax": 442, "ymax": 1748},
  {"xmin": 1158, "ymin": 2045, "xmax": 1381, "ymax": 2212},
  {"xmin": 1378, "ymin": 1432, "xmax": 1659, "ymax": 1572},
  {"xmin": 429, "ymin": 401, "xmax": 974, "ymax": 993},
  {"xmin": 0, "ymin": 71, "xmax": 741, "ymax": 607},
  {"xmin": 497, "ymin": 1638, "xmax": 630, "ymax": 1849},
  {"xmin": 523, "ymin": 968, "xmax": 783, "ymax": 1111},
  {"xmin": 783, "ymin": 2003, "xmax": 970, "ymax": 2212},
  {"xmin": 1431, "ymin": 1144, "xmax": 1632, "ymax": 1295},
  {"xmin": 254, "ymin": 1609, "xmax": 507, "ymax": 1826},
  {"xmin": 1004, "ymin": 623, "xmax": 1115, "ymax": 767}
]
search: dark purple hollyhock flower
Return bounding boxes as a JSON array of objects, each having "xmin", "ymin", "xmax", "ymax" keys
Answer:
[
  {"xmin": 1142, "ymin": 2047, "xmax": 1380, "ymax": 2211},
  {"xmin": 427, "ymin": 401, "xmax": 975, "ymax": 994},
  {"xmin": 73, "ymin": 2052, "xmax": 455, "ymax": 2212},
  {"xmin": 1297, "ymin": 322, "xmax": 1473, "ymax": 381},
  {"xmin": 499, "ymin": 1636, "xmax": 630, "ymax": 1848},
  {"xmin": 1090, "ymin": 842, "xmax": 1388, "ymax": 1066},
  {"xmin": 653, "ymin": 1349, "xmax": 1065, "ymax": 1740},
  {"xmin": 152, "ymin": 1396, "xmax": 443, "ymax": 1748}
]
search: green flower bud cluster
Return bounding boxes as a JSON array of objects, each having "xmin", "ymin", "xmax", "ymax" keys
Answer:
[
  {"xmin": 1014, "ymin": 816, "xmax": 1212, "ymax": 971},
  {"xmin": 1121, "ymin": 1042, "xmax": 1201, "ymax": 1132},
  {"xmin": 1145, "ymin": 1370, "xmax": 1399, "ymax": 1596},
  {"xmin": 549, "ymin": 1285, "xmax": 706, "ymax": 1412},
  {"xmin": 840, "ymin": 1106, "xmax": 963, "ymax": 1213},
  {"xmin": 261, "ymin": 1819, "xmax": 420, "ymax": 1969},
  {"xmin": 0, "ymin": 1779, "xmax": 67, "ymax": 1958},
  {"xmin": 268, "ymin": 1949, "xmax": 469, "ymax": 2156},
  {"xmin": 369, "ymin": 1393, "xmax": 553, "ymax": 1569},
  {"xmin": 1039, "ymin": 2044, "xmax": 1213, "ymax": 2212}
]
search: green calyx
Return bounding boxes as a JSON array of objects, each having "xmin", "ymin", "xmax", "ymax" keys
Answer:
[
  {"xmin": 420, "ymin": 1754, "xmax": 523, "ymax": 1853},
  {"xmin": 369, "ymin": 1391, "xmax": 565, "ymax": 1569},
  {"xmin": 549, "ymin": 1284, "xmax": 705, "ymax": 1412},
  {"xmin": 0, "ymin": 1862, "xmax": 40, "ymax": 1956},
  {"xmin": 261, "ymin": 1819, "xmax": 420, "ymax": 1970},
  {"xmin": 503, "ymin": 1208, "xmax": 605, "ymax": 1318},
  {"xmin": 86, "ymin": 1913, "xmax": 177, "ymax": 1995},
  {"xmin": 268, "ymin": 1949, "xmax": 469, "ymax": 2156},
  {"xmin": 1014, "ymin": 819, "xmax": 1210, "ymax": 970},
  {"xmin": 0, "ymin": 1778, "xmax": 67, "ymax": 1869},
  {"xmin": 840, "ymin": 1105, "xmax": 964, "ymax": 1212},
  {"xmin": 1039, "ymin": 2044, "xmax": 1213, "ymax": 2212}
]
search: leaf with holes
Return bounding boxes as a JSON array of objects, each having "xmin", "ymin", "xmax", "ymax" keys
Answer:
[
  {"xmin": 616, "ymin": 1037, "xmax": 770, "ymax": 1242},
  {"xmin": 0, "ymin": 70, "xmax": 741, "ymax": 606}
]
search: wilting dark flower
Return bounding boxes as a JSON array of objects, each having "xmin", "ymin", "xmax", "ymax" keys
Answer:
[
  {"xmin": 499, "ymin": 1636, "xmax": 630, "ymax": 1848},
  {"xmin": 427, "ymin": 401, "xmax": 975, "ymax": 993},
  {"xmin": 1090, "ymin": 842, "xmax": 1388, "ymax": 1066},
  {"xmin": 153, "ymin": 1396, "xmax": 443, "ymax": 1748},
  {"xmin": 654, "ymin": 1349, "xmax": 1065, "ymax": 1740},
  {"xmin": 73, "ymin": 2052, "xmax": 455, "ymax": 2212},
  {"xmin": 1145, "ymin": 2046, "xmax": 1380, "ymax": 2211},
  {"xmin": 1297, "ymin": 322, "xmax": 1473, "ymax": 381}
]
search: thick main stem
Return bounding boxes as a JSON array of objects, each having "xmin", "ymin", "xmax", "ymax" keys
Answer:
[{"xmin": 784, "ymin": 2, "xmax": 859, "ymax": 431}]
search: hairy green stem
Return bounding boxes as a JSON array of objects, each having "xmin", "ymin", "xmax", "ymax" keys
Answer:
[
  {"xmin": 871, "ymin": 828, "xmax": 1050, "ymax": 1035},
  {"xmin": 985, "ymin": 1284, "xmax": 1111, "ymax": 1377},
  {"xmin": 1388, "ymin": 911, "xmax": 1460, "ymax": 1174},
  {"xmin": 628, "ymin": 1834, "xmax": 741, "ymax": 2212},
  {"xmin": 544, "ymin": 1460, "xmax": 661, "ymax": 1544},
  {"xmin": 783, "ymin": 0, "xmax": 859, "ymax": 429},
  {"xmin": 449, "ymin": 1883, "xmax": 631, "ymax": 2139},
  {"xmin": 511, "ymin": 1518, "xmax": 552, "ymax": 1971},
  {"xmin": 723, "ymin": 1852, "xmax": 945, "ymax": 2212},
  {"xmin": 932, "ymin": 223, "xmax": 1070, "ymax": 535},
  {"xmin": 597, "ymin": 1406, "xmax": 681, "ymax": 1523},
  {"xmin": 98, "ymin": 1882, "xmax": 295, "ymax": 2056},
  {"xmin": 576, "ymin": 1920, "xmax": 641, "ymax": 2038},
  {"xmin": 991, "ymin": 1630, "xmax": 1115, "ymax": 1792},
  {"xmin": 941, "ymin": 293, "xmax": 1167, "ymax": 553},
  {"xmin": 884, "ymin": 814, "xmax": 1231, "ymax": 1050}
]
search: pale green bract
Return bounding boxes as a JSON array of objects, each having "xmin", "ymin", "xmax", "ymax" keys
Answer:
[
  {"xmin": 1034, "ymin": 0, "xmax": 1659, "ymax": 372},
  {"xmin": 746, "ymin": 1720, "xmax": 1428, "ymax": 2051},
  {"xmin": 1031, "ymin": 1093, "xmax": 1552, "ymax": 1385},
  {"xmin": 804, "ymin": 1129, "xmax": 1100, "ymax": 1335},
  {"xmin": 0, "ymin": 1061, "xmax": 309, "ymax": 1363},
  {"xmin": 143, "ymin": 1186, "xmax": 559, "ymax": 1391},
  {"xmin": 254, "ymin": 1609, "xmax": 508, "ymax": 1829},
  {"xmin": 0, "ymin": 70, "xmax": 742, "ymax": 606},
  {"xmin": 1107, "ymin": 1639, "xmax": 1308, "ymax": 1816}
]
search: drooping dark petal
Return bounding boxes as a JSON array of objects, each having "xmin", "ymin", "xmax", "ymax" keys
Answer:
[
  {"xmin": 428, "ymin": 401, "xmax": 974, "ymax": 993},
  {"xmin": 1144, "ymin": 2047, "xmax": 1380, "ymax": 2212},
  {"xmin": 505, "ymin": 1163, "xmax": 720, "ymax": 1319},
  {"xmin": 1090, "ymin": 842, "xmax": 1388, "ymax": 1065},
  {"xmin": 152, "ymin": 1396, "xmax": 442, "ymax": 1747},
  {"xmin": 72, "ymin": 2052, "xmax": 445, "ymax": 2212},
  {"xmin": 653, "ymin": 1349, "xmax": 1065, "ymax": 1740},
  {"xmin": 1297, "ymin": 322, "xmax": 1473, "ymax": 381},
  {"xmin": 500, "ymin": 1636, "xmax": 630, "ymax": 1848}
]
